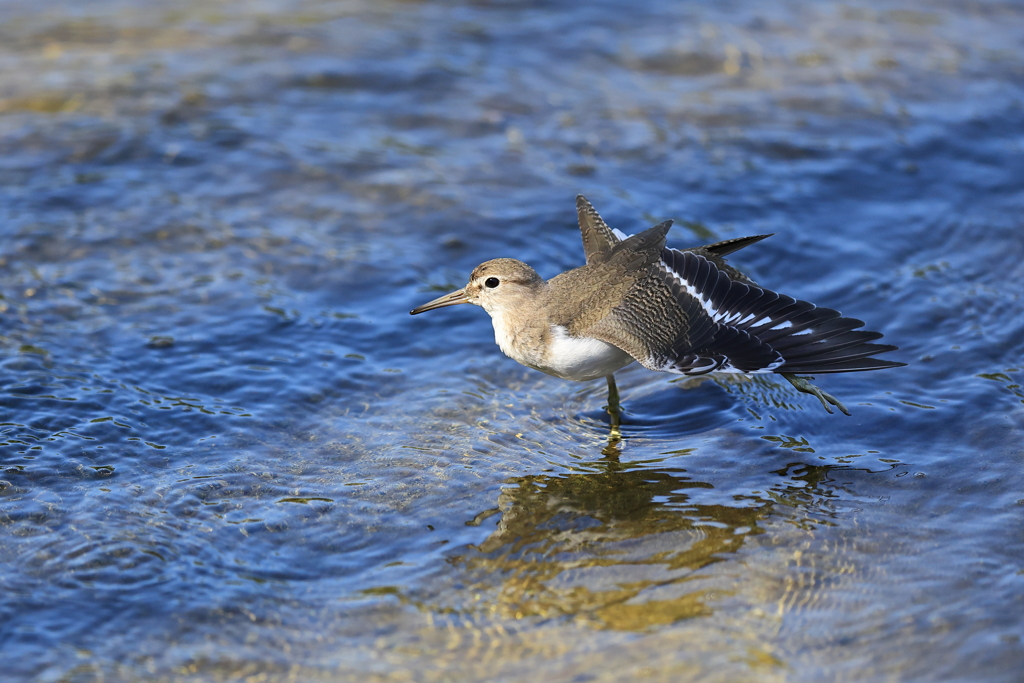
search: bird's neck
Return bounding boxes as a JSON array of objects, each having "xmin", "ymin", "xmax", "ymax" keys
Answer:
[{"xmin": 486, "ymin": 294, "xmax": 552, "ymax": 370}]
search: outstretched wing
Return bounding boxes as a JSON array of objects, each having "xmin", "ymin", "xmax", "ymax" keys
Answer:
[
  {"xmin": 586, "ymin": 250, "xmax": 903, "ymax": 376},
  {"xmin": 655, "ymin": 250, "xmax": 904, "ymax": 375},
  {"xmin": 571, "ymin": 199, "xmax": 900, "ymax": 376}
]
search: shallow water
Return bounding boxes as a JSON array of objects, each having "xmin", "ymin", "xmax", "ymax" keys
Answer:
[{"xmin": 1, "ymin": 0, "xmax": 1023, "ymax": 681}]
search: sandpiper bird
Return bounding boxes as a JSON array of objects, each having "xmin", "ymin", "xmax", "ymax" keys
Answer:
[{"xmin": 411, "ymin": 196, "xmax": 904, "ymax": 424}]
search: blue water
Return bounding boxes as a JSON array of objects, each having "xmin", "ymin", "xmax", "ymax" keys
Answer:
[{"xmin": 1, "ymin": 0, "xmax": 1023, "ymax": 680}]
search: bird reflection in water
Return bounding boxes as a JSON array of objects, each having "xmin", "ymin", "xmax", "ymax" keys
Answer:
[{"xmin": 452, "ymin": 439, "xmax": 847, "ymax": 631}]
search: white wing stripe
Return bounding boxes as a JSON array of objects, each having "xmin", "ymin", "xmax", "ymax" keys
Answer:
[{"xmin": 659, "ymin": 261, "xmax": 727, "ymax": 323}]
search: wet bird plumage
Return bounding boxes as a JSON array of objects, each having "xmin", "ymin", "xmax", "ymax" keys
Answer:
[{"xmin": 411, "ymin": 196, "xmax": 904, "ymax": 418}]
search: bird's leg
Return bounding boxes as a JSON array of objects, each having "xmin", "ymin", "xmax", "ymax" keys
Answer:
[
  {"xmin": 782, "ymin": 373, "xmax": 850, "ymax": 416},
  {"xmin": 605, "ymin": 373, "xmax": 622, "ymax": 436}
]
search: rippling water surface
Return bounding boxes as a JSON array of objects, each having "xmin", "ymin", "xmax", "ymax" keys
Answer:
[{"xmin": 2, "ymin": 0, "xmax": 1023, "ymax": 680}]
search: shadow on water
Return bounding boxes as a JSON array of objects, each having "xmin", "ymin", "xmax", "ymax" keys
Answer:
[{"xmin": 438, "ymin": 436, "xmax": 867, "ymax": 631}]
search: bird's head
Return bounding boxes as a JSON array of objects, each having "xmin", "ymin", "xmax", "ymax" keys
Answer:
[{"xmin": 410, "ymin": 258, "xmax": 545, "ymax": 317}]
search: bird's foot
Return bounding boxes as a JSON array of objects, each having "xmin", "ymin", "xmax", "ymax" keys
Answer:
[{"xmin": 782, "ymin": 373, "xmax": 850, "ymax": 416}]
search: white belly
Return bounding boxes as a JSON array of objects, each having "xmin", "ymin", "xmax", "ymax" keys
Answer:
[{"xmin": 539, "ymin": 326, "xmax": 633, "ymax": 381}]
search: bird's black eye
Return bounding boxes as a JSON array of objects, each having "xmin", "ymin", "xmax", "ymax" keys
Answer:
[{"xmin": 485, "ymin": 277, "xmax": 500, "ymax": 288}]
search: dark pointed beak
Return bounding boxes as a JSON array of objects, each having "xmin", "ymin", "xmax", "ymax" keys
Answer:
[{"xmin": 410, "ymin": 288, "xmax": 470, "ymax": 315}]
